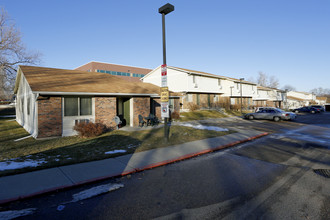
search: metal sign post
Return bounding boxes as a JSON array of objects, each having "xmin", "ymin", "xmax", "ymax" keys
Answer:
[{"xmin": 158, "ymin": 4, "xmax": 174, "ymax": 142}]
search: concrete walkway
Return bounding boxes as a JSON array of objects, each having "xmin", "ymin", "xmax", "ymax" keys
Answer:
[{"xmin": 0, "ymin": 125, "xmax": 268, "ymax": 205}]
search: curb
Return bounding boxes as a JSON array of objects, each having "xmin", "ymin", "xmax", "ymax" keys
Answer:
[{"xmin": 0, "ymin": 132, "xmax": 268, "ymax": 205}]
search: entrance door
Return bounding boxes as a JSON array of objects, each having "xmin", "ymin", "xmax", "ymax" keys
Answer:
[{"xmin": 123, "ymin": 98, "xmax": 130, "ymax": 126}]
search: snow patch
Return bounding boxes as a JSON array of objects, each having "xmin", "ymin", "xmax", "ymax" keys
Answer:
[
  {"xmin": 70, "ymin": 183, "xmax": 124, "ymax": 202},
  {"xmin": 180, "ymin": 123, "xmax": 229, "ymax": 132},
  {"xmin": 105, "ymin": 150, "xmax": 127, "ymax": 155},
  {"xmin": 0, "ymin": 159, "xmax": 46, "ymax": 171},
  {"xmin": 0, "ymin": 208, "xmax": 36, "ymax": 220}
]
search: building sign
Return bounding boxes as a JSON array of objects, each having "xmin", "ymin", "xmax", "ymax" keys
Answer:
[
  {"xmin": 161, "ymin": 64, "xmax": 167, "ymax": 87},
  {"xmin": 160, "ymin": 87, "xmax": 169, "ymax": 102},
  {"xmin": 161, "ymin": 103, "xmax": 169, "ymax": 118}
]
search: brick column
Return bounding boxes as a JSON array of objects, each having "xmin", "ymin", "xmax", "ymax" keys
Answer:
[
  {"xmin": 38, "ymin": 97, "xmax": 62, "ymax": 138},
  {"xmin": 132, "ymin": 97, "xmax": 150, "ymax": 127},
  {"xmin": 95, "ymin": 97, "xmax": 117, "ymax": 128}
]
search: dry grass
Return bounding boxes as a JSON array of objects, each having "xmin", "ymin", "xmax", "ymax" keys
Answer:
[{"xmin": 0, "ymin": 118, "xmax": 234, "ymax": 177}]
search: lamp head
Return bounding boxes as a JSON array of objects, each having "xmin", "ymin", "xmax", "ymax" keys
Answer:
[{"xmin": 159, "ymin": 3, "xmax": 174, "ymax": 15}]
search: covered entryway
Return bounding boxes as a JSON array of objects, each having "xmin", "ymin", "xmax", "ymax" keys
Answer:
[{"xmin": 117, "ymin": 98, "xmax": 131, "ymax": 126}]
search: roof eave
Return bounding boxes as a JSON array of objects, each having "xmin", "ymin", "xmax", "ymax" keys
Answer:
[{"xmin": 33, "ymin": 91, "xmax": 159, "ymax": 97}]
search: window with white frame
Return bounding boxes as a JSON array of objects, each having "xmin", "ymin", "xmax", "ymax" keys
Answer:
[
  {"xmin": 64, "ymin": 97, "xmax": 92, "ymax": 116},
  {"xmin": 187, "ymin": 94, "xmax": 193, "ymax": 102},
  {"xmin": 218, "ymin": 79, "xmax": 221, "ymax": 86},
  {"xmin": 193, "ymin": 75, "xmax": 196, "ymax": 84}
]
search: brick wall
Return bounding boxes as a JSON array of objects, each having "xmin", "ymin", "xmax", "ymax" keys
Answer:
[
  {"xmin": 152, "ymin": 98, "xmax": 162, "ymax": 119},
  {"xmin": 133, "ymin": 97, "xmax": 150, "ymax": 126},
  {"xmin": 38, "ymin": 97, "xmax": 62, "ymax": 138},
  {"xmin": 266, "ymin": 101, "xmax": 275, "ymax": 107},
  {"xmin": 95, "ymin": 97, "xmax": 117, "ymax": 128}
]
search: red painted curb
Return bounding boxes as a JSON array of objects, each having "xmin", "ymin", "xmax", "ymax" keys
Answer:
[
  {"xmin": 0, "ymin": 132, "xmax": 268, "ymax": 206},
  {"xmin": 136, "ymin": 132, "xmax": 269, "ymax": 172}
]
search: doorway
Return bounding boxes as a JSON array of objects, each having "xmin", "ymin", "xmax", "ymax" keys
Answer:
[{"xmin": 117, "ymin": 98, "xmax": 130, "ymax": 126}]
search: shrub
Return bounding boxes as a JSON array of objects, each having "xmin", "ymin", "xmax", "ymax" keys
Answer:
[
  {"xmin": 187, "ymin": 102, "xmax": 200, "ymax": 111},
  {"xmin": 74, "ymin": 122, "xmax": 107, "ymax": 138},
  {"xmin": 171, "ymin": 111, "xmax": 180, "ymax": 120}
]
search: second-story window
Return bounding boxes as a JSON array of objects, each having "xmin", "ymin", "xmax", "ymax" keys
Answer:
[
  {"xmin": 193, "ymin": 75, "xmax": 196, "ymax": 84},
  {"xmin": 218, "ymin": 79, "xmax": 221, "ymax": 86}
]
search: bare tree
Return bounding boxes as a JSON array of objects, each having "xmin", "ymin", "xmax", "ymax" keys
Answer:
[
  {"xmin": 282, "ymin": 84, "xmax": 296, "ymax": 92},
  {"xmin": 0, "ymin": 8, "xmax": 41, "ymax": 99},
  {"xmin": 256, "ymin": 71, "xmax": 279, "ymax": 88},
  {"xmin": 310, "ymin": 87, "xmax": 330, "ymax": 96},
  {"xmin": 257, "ymin": 72, "xmax": 268, "ymax": 87},
  {"xmin": 268, "ymin": 75, "xmax": 279, "ymax": 88}
]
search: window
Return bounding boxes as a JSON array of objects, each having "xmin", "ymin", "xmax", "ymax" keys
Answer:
[
  {"xmin": 27, "ymin": 97, "xmax": 30, "ymax": 115},
  {"xmin": 64, "ymin": 97, "xmax": 78, "ymax": 116},
  {"xmin": 193, "ymin": 75, "xmax": 196, "ymax": 84},
  {"xmin": 80, "ymin": 97, "xmax": 92, "ymax": 115},
  {"xmin": 218, "ymin": 79, "xmax": 221, "ymax": 86},
  {"xmin": 64, "ymin": 97, "xmax": 92, "ymax": 116},
  {"xmin": 169, "ymin": 98, "xmax": 174, "ymax": 111},
  {"xmin": 187, "ymin": 94, "xmax": 193, "ymax": 102}
]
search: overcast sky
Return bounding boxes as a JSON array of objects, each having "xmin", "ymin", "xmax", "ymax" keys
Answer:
[{"xmin": 1, "ymin": 0, "xmax": 329, "ymax": 92}]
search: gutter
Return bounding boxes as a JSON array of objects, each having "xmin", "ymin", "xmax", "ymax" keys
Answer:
[{"xmin": 33, "ymin": 91, "xmax": 160, "ymax": 97}]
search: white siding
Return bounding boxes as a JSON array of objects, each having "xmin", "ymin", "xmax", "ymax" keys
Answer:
[{"xmin": 15, "ymin": 71, "xmax": 38, "ymax": 138}]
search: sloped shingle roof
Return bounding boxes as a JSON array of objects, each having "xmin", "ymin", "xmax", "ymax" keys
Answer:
[
  {"xmin": 169, "ymin": 66, "xmax": 256, "ymax": 85},
  {"xmin": 287, "ymin": 96, "xmax": 305, "ymax": 101},
  {"xmin": 17, "ymin": 66, "xmax": 162, "ymax": 95}
]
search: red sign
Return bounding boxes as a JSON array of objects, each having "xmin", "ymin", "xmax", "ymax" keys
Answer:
[{"xmin": 161, "ymin": 64, "xmax": 167, "ymax": 76}]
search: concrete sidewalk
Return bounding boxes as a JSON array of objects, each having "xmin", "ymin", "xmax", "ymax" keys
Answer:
[{"xmin": 0, "ymin": 128, "xmax": 268, "ymax": 205}]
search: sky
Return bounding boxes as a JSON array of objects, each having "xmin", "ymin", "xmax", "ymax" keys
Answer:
[{"xmin": 1, "ymin": 0, "xmax": 329, "ymax": 92}]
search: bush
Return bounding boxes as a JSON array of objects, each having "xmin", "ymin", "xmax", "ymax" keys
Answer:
[
  {"xmin": 74, "ymin": 122, "xmax": 107, "ymax": 138},
  {"xmin": 171, "ymin": 111, "xmax": 180, "ymax": 120},
  {"xmin": 187, "ymin": 102, "xmax": 200, "ymax": 111}
]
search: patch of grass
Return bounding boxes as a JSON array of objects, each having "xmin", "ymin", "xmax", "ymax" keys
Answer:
[
  {"xmin": 0, "ymin": 118, "xmax": 29, "ymax": 142},
  {"xmin": 179, "ymin": 110, "xmax": 227, "ymax": 122},
  {"xmin": 178, "ymin": 109, "xmax": 252, "ymax": 121},
  {"xmin": 0, "ymin": 119, "xmax": 235, "ymax": 177}
]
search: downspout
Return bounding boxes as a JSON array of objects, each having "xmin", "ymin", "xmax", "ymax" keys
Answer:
[{"xmin": 33, "ymin": 93, "xmax": 39, "ymax": 138}]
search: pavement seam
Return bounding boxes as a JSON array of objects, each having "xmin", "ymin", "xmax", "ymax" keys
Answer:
[{"xmin": 57, "ymin": 167, "xmax": 77, "ymax": 185}]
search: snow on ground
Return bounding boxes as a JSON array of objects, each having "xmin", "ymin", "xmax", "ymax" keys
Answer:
[
  {"xmin": 105, "ymin": 149, "xmax": 127, "ymax": 155},
  {"xmin": 71, "ymin": 183, "xmax": 124, "ymax": 202},
  {"xmin": 180, "ymin": 123, "xmax": 229, "ymax": 132},
  {"xmin": 0, "ymin": 208, "xmax": 36, "ymax": 220},
  {"xmin": 0, "ymin": 159, "xmax": 46, "ymax": 171}
]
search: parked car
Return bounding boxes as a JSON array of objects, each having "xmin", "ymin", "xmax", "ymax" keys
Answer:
[
  {"xmin": 254, "ymin": 107, "xmax": 277, "ymax": 112},
  {"xmin": 292, "ymin": 106, "xmax": 320, "ymax": 114},
  {"xmin": 245, "ymin": 108, "xmax": 296, "ymax": 122},
  {"xmin": 310, "ymin": 105, "xmax": 325, "ymax": 112}
]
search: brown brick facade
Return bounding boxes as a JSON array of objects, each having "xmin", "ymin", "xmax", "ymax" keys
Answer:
[
  {"xmin": 38, "ymin": 97, "xmax": 62, "ymax": 138},
  {"xmin": 95, "ymin": 97, "xmax": 117, "ymax": 128},
  {"xmin": 152, "ymin": 98, "xmax": 162, "ymax": 119},
  {"xmin": 132, "ymin": 97, "xmax": 150, "ymax": 126},
  {"xmin": 173, "ymin": 98, "xmax": 180, "ymax": 113}
]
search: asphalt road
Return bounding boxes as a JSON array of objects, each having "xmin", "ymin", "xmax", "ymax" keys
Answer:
[{"xmin": 1, "ymin": 112, "xmax": 329, "ymax": 220}]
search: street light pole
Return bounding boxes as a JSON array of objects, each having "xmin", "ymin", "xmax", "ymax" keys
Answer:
[
  {"xmin": 159, "ymin": 3, "xmax": 174, "ymax": 142},
  {"xmin": 240, "ymin": 78, "xmax": 244, "ymax": 115}
]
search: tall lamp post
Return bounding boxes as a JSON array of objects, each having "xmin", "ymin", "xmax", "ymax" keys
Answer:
[
  {"xmin": 159, "ymin": 3, "xmax": 174, "ymax": 142},
  {"xmin": 240, "ymin": 78, "xmax": 244, "ymax": 114}
]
